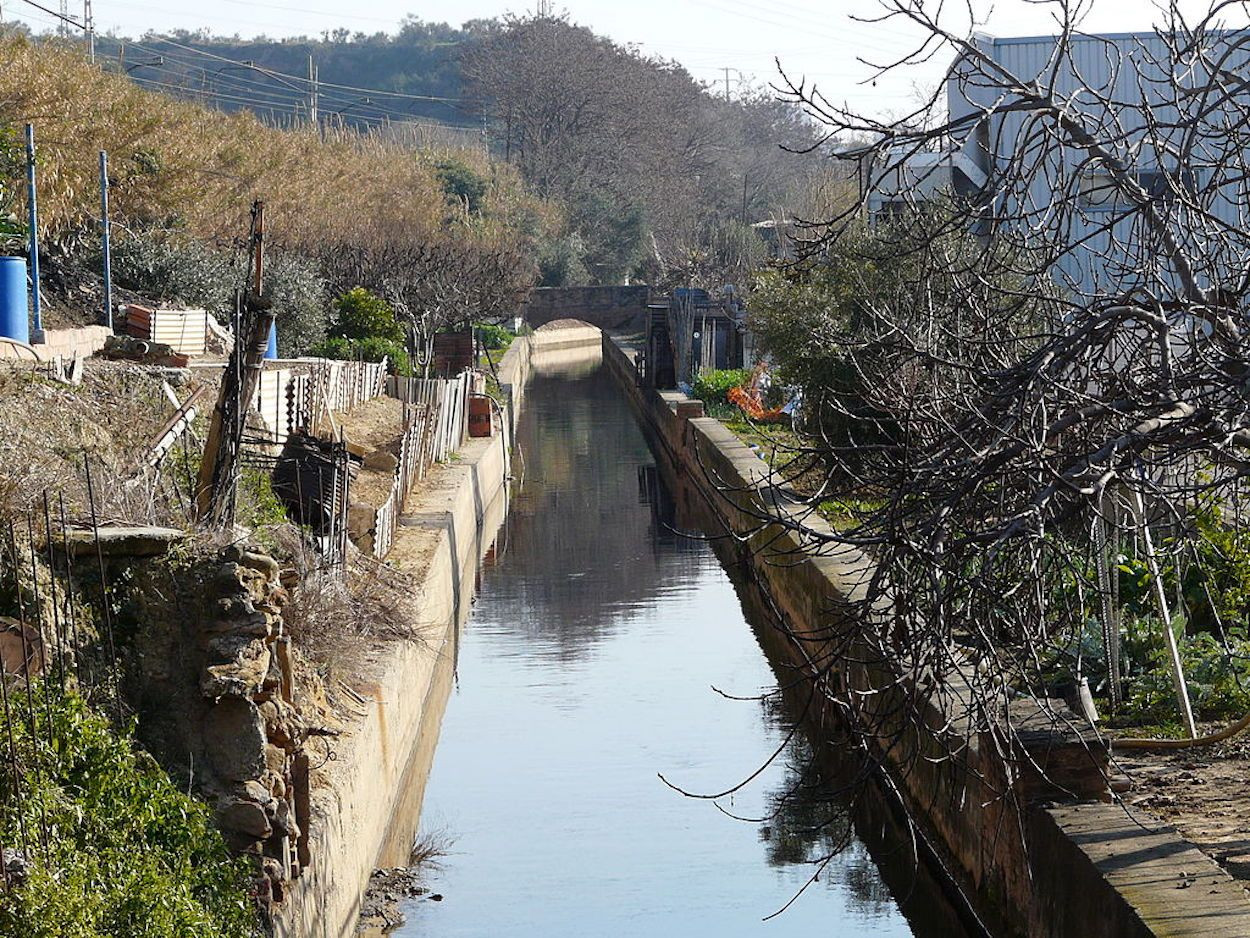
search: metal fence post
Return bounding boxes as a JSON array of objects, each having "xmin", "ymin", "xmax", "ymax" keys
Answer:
[
  {"xmin": 25, "ymin": 124, "xmax": 42, "ymax": 344},
  {"xmin": 99, "ymin": 151, "xmax": 113, "ymax": 330}
]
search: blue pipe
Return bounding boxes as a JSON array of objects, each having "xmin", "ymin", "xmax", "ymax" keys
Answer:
[
  {"xmin": 25, "ymin": 124, "xmax": 42, "ymax": 343},
  {"xmin": 265, "ymin": 320, "xmax": 278, "ymax": 359}
]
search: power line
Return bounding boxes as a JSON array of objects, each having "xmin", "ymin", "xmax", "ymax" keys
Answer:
[
  {"xmin": 116, "ymin": 44, "xmax": 472, "ymax": 129},
  {"xmin": 14, "ymin": 0, "xmax": 81, "ymax": 29},
  {"xmin": 141, "ymin": 33, "xmax": 469, "ymax": 105}
]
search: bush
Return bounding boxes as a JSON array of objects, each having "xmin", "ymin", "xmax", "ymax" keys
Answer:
[
  {"xmin": 475, "ymin": 321, "xmax": 513, "ymax": 350},
  {"xmin": 330, "ymin": 287, "xmax": 403, "ymax": 344},
  {"xmin": 435, "ymin": 158, "xmax": 488, "ymax": 215},
  {"xmin": 692, "ymin": 368, "xmax": 750, "ymax": 406},
  {"xmin": 0, "ymin": 685, "xmax": 260, "ymax": 937},
  {"xmin": 107, "ymin": 233, "xmax": 329, "ymax": 357},
  {"xmin": 107, "ymin": 229, "xmax": 236, "ymax": 313},
  {"xmin": 238, "ymin": 467, "xmax": 288, "ymax": 531}
]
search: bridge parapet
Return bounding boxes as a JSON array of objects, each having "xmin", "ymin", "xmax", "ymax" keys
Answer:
[{"xmin": 521, "ymin": 285, "xmax": 650, "ymax": 333}]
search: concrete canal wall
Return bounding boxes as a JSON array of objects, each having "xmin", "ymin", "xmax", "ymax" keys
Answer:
[
  {"xmin": 601, "ymin": 331, "xmax": 1250, "ymax": 938},
  {"xmin": 275, "ymin": 327, "xmax": 603, "ymax": 938}
]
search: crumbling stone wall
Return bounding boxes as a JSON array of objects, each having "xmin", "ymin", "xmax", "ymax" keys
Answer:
[
  {"xmin": 200, "ymin": 546, "xmax": 310, "ymax": 907},
  {"xmin": 118, "ymin": 541, "xmax": 317, "ymax": 918}
]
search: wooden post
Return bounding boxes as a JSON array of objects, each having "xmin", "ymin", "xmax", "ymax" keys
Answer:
[
  {"xmin": 1130, "ymin": 486, "xmax": 1196, "ymax": 738},
  {"xmin": 195, "ymin": 200, "xmax": 275, "ymax": 522}
]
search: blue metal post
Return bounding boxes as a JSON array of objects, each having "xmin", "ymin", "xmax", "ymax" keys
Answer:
[
  {"xmin": 99, "ymin": 151, "xmax": 113, "ymax": 330},
  {"xmin": 25, "ymin": 123, "xmax": 42, "ymax": 344},
  {"xmin": 265, "ymin": 320, "xmax": 278, "ymax": 359}
]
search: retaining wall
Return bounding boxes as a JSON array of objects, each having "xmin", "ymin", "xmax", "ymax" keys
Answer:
[
  {"xmin": 601, "ymin": 331, "xmax": 1250, "ymax": 938},
  {"xmin": 273, "ymin": 328, "xmax": 604, "ymax": 938}
]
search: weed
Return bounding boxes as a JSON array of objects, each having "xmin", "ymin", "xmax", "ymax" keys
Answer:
[{"xmin": 0, "ymin": 683, "xmax": 260, "ymax": 937}]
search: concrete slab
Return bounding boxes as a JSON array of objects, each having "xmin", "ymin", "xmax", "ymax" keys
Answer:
[
  {"xmin": 61, "ymin": 525, "xmax": 186, "ymax": 557},
  {"xmin": 1050, "ymin": 802, "xmax": 1250, "ymax": 936}
]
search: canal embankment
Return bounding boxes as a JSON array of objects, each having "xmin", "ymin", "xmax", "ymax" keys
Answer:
[
  {"xmin": 273, "ymin": 324, "xmax": 604, "ymax": 938},
  {"xmin": 601, "ymin": 330, "xmax": 1250, "ymax": 938}
]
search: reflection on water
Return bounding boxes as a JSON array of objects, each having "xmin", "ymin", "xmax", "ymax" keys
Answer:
[{"xmin": 395, "ymin": 361, "xmax": 940, "ymax": 937}]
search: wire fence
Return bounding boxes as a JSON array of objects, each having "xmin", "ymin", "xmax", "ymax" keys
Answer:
[{"xmin": 0, "ymin": 469, "xmax": 130, "ymax": 890}]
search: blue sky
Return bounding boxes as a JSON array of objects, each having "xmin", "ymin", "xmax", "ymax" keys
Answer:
[{"xmin": 8, "ymin": 0, "xmax": 1247, "ymax": 118}]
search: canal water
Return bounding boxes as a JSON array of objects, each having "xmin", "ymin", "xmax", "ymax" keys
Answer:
[{"xmin": 395, "ymin": 355, "xmax": 964, "ymax": 937}]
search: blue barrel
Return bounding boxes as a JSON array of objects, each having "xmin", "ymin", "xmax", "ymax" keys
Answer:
[
  {"xmin": 0, "ymin": 256, "xmax": 29, "ymax": 344},
  {"xmin": 265, "ymin": 320, "xmax": 278, "ymax": 360}
]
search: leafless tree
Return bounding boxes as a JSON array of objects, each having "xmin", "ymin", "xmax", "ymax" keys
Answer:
[
  {"xmin": 318, "ymin": 226, "xmax": 532, "ymax": 373},
  {"xmin": 703, "ymin": 0, "xmax": 1250, "ymax": 902}
]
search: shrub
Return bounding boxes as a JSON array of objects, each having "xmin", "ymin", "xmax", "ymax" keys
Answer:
[
  {"xmin": 435, "ymin": 158, "xmax": 488, "ymax": 215},
  {"xmin": 475, "ymin": 321, "xmax": 513, "ymax": 350},
  {"xmin": 266, "ymin": 251, "xmax": 328, "ymax": 357},
  {"xmin": 330, "ymin": 287, "xmax": 403, "ymax": 344},
  {"xmin": 692, "ymin": 368, "xmax": 750, "ymax": 406},
  {"xmin": 238, "ymin": 467, "xmax": 288, "ymax": 531},
  {"xmin": 0, "ymin": 685, "xmax": 260, "ymax": 937},
  {"xmin": 107, "ymin": 229, "xmax": 236, "ymax": 313},
  {"xmin": 1120, "ymin": 624, "xmax": 1250, "ymax": 723}
]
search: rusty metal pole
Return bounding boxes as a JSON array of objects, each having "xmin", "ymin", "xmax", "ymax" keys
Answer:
[{"xmin": 195, "ymin": 200, "xmax": 275, "ymax": 522}]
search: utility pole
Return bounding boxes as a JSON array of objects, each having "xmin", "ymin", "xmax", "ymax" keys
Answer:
[
  {"xmin": 195, "ymin": 201, "xmax": 274, "ymax": 523},
  {"xmin": 83, "ymin": 0, "xmax": 94, "ymax": 62},
  {"xmin": 722, "ymin": 67, "xmax": 732, "ymax": 102},
  {"xmin": 307, "ymin": 54, "xmax": 318, "ymax": 127}
]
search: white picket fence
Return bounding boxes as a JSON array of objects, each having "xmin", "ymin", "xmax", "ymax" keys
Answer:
[{"xmin": 372, "ymin": 372, "xmax": 476, "ymax": 559}]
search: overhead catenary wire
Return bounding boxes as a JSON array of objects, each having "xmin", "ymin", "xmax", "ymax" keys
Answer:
[{"xmin": 111, "ymin": 38, "xmax": 482, "ymax": 130}]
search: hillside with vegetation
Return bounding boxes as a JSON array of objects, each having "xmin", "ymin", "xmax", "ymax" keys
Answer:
[
  {"xmin": 0, "ymin": 33, "xmax": 558, "ymax": 353},
  {"xmin": 92, "ymin": 14, "xmax": 829, "ymax": 289}
]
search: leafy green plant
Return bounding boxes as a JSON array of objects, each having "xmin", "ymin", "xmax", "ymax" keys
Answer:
[
  {"xmin": 1120, "ymin": 623, "xmax": 1250, "ymax": 723},
  {"xmin": 0, "ymin": 684, "xmax": 260, "ymax": 937},
  {"xmin": 330, "ymin": 287, "xmax": 403, "ymax": 344},
  {"xmin": 475, "ymin": 321, "xmax": 513, "ymax": 351},
  {"xmin": 238, "ymin": 467, "xmax": 288, "ymax": 531},
  {"xmin": 434, "ymin": 158, "xmax": 488, "ymax": 215},
  {"xmin": 692, "ymin": 368, "xmax": 750, "ymax": 406}
]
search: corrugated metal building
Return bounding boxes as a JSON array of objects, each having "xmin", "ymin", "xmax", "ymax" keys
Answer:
[{"xmin": 869, "ymin": 30, "xmax": 1250, "ymax": 296}]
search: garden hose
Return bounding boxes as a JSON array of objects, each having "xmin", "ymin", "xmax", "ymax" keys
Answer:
[{"xmin": 1112, "ymin": 711, "xmax": 1250, "ymax": 750}]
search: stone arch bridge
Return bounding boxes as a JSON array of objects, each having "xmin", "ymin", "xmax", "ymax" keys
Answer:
[{"xmin": 521, "ymin": 286, "xmax": 651, "ymax": 334}]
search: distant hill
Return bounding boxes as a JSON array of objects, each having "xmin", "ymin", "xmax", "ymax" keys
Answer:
[
  {"xmin": 93, "ymin": 15, "xmax": 830, "ymax": 287},
  {"xmin": 95, "ymin": 19, "xmax": 478, "ymax": 132}
]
